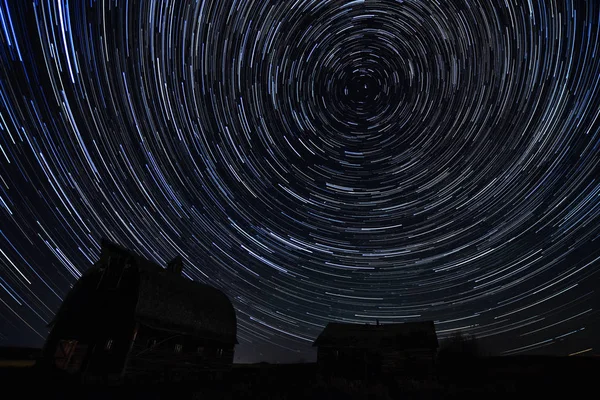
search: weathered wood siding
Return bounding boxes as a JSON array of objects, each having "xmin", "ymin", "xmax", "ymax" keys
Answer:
[
  {"xmin": 317, "ymin": 346, "xmax": 436, "ymax": 378},
  {"xmin": 380, "ymin": 347, "xmax": 436, "ymax": 376},
  {"xmin": 123, "ymin": 325, "xmax": 234, "ymax": 381}
]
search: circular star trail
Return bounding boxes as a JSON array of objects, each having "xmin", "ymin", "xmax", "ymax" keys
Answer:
[{"xmin": 1, "ymin": 0, "xmax": 600, "ymax": 360}]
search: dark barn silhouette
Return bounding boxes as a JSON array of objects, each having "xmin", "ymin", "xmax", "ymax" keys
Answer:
[
  {"xmin": 313, "ymin": 321, "xmax": 438, "ymax": 379},
  {"xmin": 42, "ymin": 240, "xmax": 237, "ymax": 383}
]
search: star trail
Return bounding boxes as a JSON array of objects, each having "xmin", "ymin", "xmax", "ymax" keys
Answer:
[{"xmin": 1, "ymin": 0, "xmax": 600, "ymax": 362}]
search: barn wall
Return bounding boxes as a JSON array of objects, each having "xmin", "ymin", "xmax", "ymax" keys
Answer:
[
  {"xmin": 42, "ymin": 263, "xmax": 139, "ymax": 378},
  {"xmin": 123, "ymin": 325, "xmax": 234, "ymax": 381}
]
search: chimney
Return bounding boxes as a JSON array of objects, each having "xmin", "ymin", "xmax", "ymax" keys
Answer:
[
  {"xmin": 376, "ymin": 319, "xmax": 380, "ymax": 326},
  {"xmin": 166, "ymin": 255, "xmax": 183, "ymax": 275}
]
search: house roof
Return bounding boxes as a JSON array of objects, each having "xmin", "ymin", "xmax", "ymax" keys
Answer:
[{"xmin": 313, "ymin": 321, "xmax": 438, "ymax": 350}]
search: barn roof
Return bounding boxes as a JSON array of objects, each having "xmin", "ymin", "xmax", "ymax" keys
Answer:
[
  {"xmin": 99, "ymin": 240, "xmax": 238, "ymax": 344},
  {"xmin": 313, "ymin": 321, "xmax": 438, "ymax": 350},
  {"xmin": 50, "ymin": 240, "xmax": 237, "ymax": 345}
]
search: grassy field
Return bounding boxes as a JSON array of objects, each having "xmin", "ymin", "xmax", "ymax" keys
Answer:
[{"xmin": 1, "ymin": 355, "xmax": 598, "ymax": 399}]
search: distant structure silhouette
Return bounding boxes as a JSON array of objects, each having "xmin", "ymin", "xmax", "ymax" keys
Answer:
[
  {"xmin": 41, "ymin": 240, "xmax": 237, "ymax": 383},
  {"xmin": 313, "ymin": 321, "xmax": 438, "ymax": 379}
]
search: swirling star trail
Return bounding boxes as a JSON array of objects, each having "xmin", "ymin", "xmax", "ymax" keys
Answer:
[{"xmin": 1, "ymin": 0, "xmax": 600, "ymax": 362}]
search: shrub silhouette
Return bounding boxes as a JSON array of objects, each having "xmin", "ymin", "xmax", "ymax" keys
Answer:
[{"xmin": 437, "ymin": 332, "xmax": 480, "ymax": 361}]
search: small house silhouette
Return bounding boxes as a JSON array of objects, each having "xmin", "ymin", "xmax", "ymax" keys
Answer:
[{"xmin": 313, "ymin": 321, "xmax": 438, "ymax": 379}]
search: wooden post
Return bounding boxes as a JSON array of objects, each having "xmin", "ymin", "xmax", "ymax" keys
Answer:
[{"xmin": 121, "ymin": 322, "xmax": 139, "ymax": 380}]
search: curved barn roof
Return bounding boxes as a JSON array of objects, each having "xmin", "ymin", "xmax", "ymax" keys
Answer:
[
  {"xmin": 135, "ymin": 264, "xmax": 238, "ymax": 343},
  {"xmin": 50, "ymin": 240, "xmax": 237, "ymax": 345},
  {"xmin": 102, "ymin": 240, "xmax": 237, "ymax": 344}
]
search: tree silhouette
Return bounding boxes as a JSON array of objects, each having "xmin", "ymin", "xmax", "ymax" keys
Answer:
[{"xmin": 437, "ymin": 332, "xmax": 480, "ymax": 361}]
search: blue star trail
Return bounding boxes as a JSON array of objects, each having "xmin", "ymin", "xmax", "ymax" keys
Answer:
[{"xmin": 0, "ymin": 0, "xmax": 599, "ymax": 362}]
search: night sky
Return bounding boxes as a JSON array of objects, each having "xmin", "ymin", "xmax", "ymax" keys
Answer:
[{"xmin": 1, "ymin": 0, "xmax": 600, "ymax": 363}]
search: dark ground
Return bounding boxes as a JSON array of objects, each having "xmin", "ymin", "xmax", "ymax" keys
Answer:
[{"xmin": 1, "ymin": 355, "xmax": 598, "ymax": 399}]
